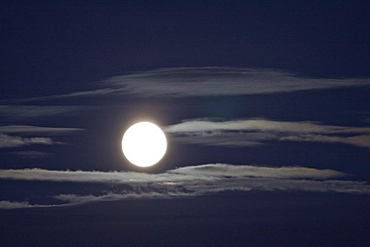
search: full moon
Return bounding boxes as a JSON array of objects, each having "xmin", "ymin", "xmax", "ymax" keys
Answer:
[{"xmin": 122, "ymin": 122, "xmax": 167, "ymax": 167}]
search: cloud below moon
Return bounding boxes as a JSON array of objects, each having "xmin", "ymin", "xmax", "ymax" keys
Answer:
[{"xmin": 1, "ymin": 164, "xmax": 369, "ymax": 209}]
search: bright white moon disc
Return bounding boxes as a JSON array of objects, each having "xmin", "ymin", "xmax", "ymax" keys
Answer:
[{"xmin": 122, "ymin": 122, "xmax": 167, "ymax": 167}]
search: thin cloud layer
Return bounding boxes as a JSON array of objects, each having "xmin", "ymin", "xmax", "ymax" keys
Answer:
[
  {"xmin": 105, "ymin": 67, "xmax": 370, "ymax": 97},
  {"xmin": 10, "ymin": 151, "xmax": 53, "ymax": 159},
  {"xmin": 0, "ymin": 105, "xmax": 90, "ymax": 120},
  {"xmin": 0, "ymin": 164, "xmax": 369, "ymax": 209},
  {"xmin": 0, "ymin": 125, "xmax": 83, "ymax": 148},
  {"xmin": 165, "ymin": 119, "xmax": 370, "ymax": 148},
  {"xmin": 0, "ymin": 125, "xmax": 83, "ymax": 134},
  {"xmin": 0, "ymin": 164, "xmax": 346, "ymax": 182},
  {"xmin": 0, "ymin": 201, "xmax": 35, "ymax": 209},
  {"xmin": 172, "ymin": 164, "xmax": 346, "ymax": 179},
  {"xmin": 4, "ymin": 67, "xmax": 370, "ymax": 103},
  {"xmin": 0, "ymin": 133, "xmax": 61, "ymax": 148}
]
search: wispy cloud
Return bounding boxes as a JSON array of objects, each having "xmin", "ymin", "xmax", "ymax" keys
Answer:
[
  {"xmin": 10, "ymin": 151, "xmax": 53, "ymax": 159},
  {"xmin": 1, "ymin": 164, "xmax": 369, "ymax": 209},
  {"xmin": 0, "ymin": 105, "xmax": 91, "ymax": 120},
  {"xmin": 0, "ymin": 200, "xmax": 60, "ymax": 209},
  {"xmin": 1, "ymin": 88, "xmax": 119, "ymax": 103},
  {"xmin": 0, "ymin": 133, "xmax": 62, "ymax": 148},
  {"xmin": 0, "ymin": 125, "xmax": 83, "ymax": 134},
  {"xmin": 0, "ymin": 125, "xmax": 84, "ymax": 148},
  {"xmin": 0, "ymin": 164, "xmax": 346, "ymax": 182},
  {"xmin": 3, "ymin": 67, "xmax": 369, "ymax": 103},
  {"xmin": 52, "ymin": 178, "xmax": 369, "ymax": 207},
  {"xmin": 0, "ymin": 201, "xmax": 37, "ymax": 209},
  {"xmin": 105, "ymin": 67, "xmax": 370, "ymax": 97},
  {"xmin": 165, "ymin": 119, "xmax": 370, "ymax": 148}
]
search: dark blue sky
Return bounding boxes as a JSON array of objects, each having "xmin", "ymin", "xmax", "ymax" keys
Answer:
[
  {"xmin": 1, "ymin": 1, "xmax": 370, "ymax": 246},
  {"xmin": 1, "ymin": 1, "xmax": 369, "ymax": 98}
]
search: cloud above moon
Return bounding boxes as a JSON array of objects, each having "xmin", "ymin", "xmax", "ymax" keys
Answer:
[
  {"xmin": 0, "ymin": 105, "xmax": 91, "ymax": 120},
  {"xmin": 1, "ymin": 164, "xmax": 369, "ymax": 209},
  {"xmin": 4, "ymin": 67, "xmax": 370, "ymax": 103},
  {"xmin": 104, "ymin": 67, "xmax": 370, "ymax": 97},
  {"xmin": 165, "ymin": 119, "xmax": 370, "ymax": 148}
]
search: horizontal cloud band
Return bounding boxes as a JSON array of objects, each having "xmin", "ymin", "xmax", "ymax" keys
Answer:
[
  {"xmin": 106, "ymin": 67, "xmax": 370, "ymax": 97},
  {"xmin": 0, "ymin": 133, "xmax": 62, "ymax": 148},
  {"xmin": 0, "ymin": 164, "xmax": 346, "ymax": 182},
  {"xmin": 0, "ymin": 125, "xmax": 84, "ymax": 148},
  {"xmin": 1, "ymin": 164, "xmax": 369, "ymax": 209},
  {"xmin": 165, "ymin": 119, "xmax": 370, "ymax": 148},
  {"xmin": 7, "ymin": 67, "xmax": 370, "ymax": 103}
]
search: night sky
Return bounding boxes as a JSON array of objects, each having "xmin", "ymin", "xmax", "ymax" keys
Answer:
[{"xmin": 1, "ymin": 1, "xmax": 370, "ymax": 246}]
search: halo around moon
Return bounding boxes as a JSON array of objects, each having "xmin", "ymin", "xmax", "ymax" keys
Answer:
[{"xmin": 122, "ymin": 122, "xmax": 167, "ymax": 167}]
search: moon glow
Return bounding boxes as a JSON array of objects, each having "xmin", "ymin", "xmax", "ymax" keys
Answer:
[{"xmin": 122, "ymin": 122, "xmax": 167, "ymax": 167}]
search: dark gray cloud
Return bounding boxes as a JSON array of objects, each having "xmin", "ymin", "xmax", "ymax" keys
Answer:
[
  {"xmin": 165, "ymin": 119, "xmax": 370, "ymax": 148},
  {"xmin": 0, "ymin": 125, "xmax": 83, "ymax": 134},
  {"xmin": 10, "ymin": 151, "xmax": 53, "ymax": 159},
  {"xmin": 0, "ymin": 105, "xmax": 91, "ymax": 120}
]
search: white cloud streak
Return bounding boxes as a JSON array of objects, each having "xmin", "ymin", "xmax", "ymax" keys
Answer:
[
  {"xmin": 0, "ymin": 201, "xmax": 35, "ymax": 209},
  {"xmin": 165, "ymin": 119, "xmax": 370, "ymax": 148},
  {"xmin": 0, "ymin": 125, "xmax": 84, "ymax": 148},
  {"xmin": 0, "ymin": 164, "xmax": 346, "ymax": 183},
  {"xmin": 1, "ymin": 164, "xmax": 369, "ymax": 209},
  {"xmin": 44, "ymin": 177, "xmax": 370, "ymax": 205},
  {"xmin": 105, "ymin": 67, "xmax": 370, "ymax": 97},
  {"xmin": 0, "ymin": 133, "xmax": 62, "ymax": 148},
  {"xmin": 0, "ymin": 200, "xmax": 64, "ymax": 209},
  {"xmin": 4, "ymin": 67, "xmax": 369, "ymax": 103}
]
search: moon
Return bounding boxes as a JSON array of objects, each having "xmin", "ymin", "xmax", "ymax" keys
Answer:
[{"xmin": 122, "ymin": 122, "xmax": 167, "ymax": 167}]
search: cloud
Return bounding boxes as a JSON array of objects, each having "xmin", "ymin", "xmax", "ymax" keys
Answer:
[
  {"xmin": 0, "ymin": 164, "xmax": 346, "ymax": 183},
  {"xmin": 0, "ymin": 200, "xmax": 61, "ymax": 209},
  {"xmin": 171, "ymin": 164, "xmax": 346, "ymax": 179},
  {"xmin": 1, "ymin": 164, "xmax": 369, "ymax": 209},
  {"xmin": 165, "ymin": 119, "xmax": 370, "ymax": 148},
  {"xmin": 0, "ymin": 105, "xmax": 91, "ymax": 120},
  {"xmin": 53, "ymin": 178, "xmax": 369, "ymax": 206},
  {"xmin": 1, "ymin": 88, "xmax": 119, "ymax": 103},
  {"xmin": 0, "ymin": 125, "xmax": 83, "ymax": 134},
  {"xmin": 0, "ymin": 125, "xmax": 84, "ymax": 148},
  {"xmin": 10, "ymin": 151, "xmax": 53, "ymax": 159},
  {"xmin": 0, "ymin": 133, "xmax": 62, "ymax": 148},
  {"xmin": 54, "ymin": 192, "xmax": 183, "ymax": 204},
  {"xmin": 165, "ymin": 119, "xmax": 370, "ymax": 133},
  {"xmin": 0, "ymin": 164, "xmax": 368, "ymax": 194},
  {"xmin": 0, "ymin": 201, "xmax": 35, "ymax": 209},
  {"xmin": 4, "ymin": 67, "xmax": 370, "ymax": 103},
  {"xmin": 104, "ymin": 67, "xmax": 370, "ymax": 97},
  {"xmin": 280, "ymin": 134, "xmax": 370, "ymax": 148}
]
